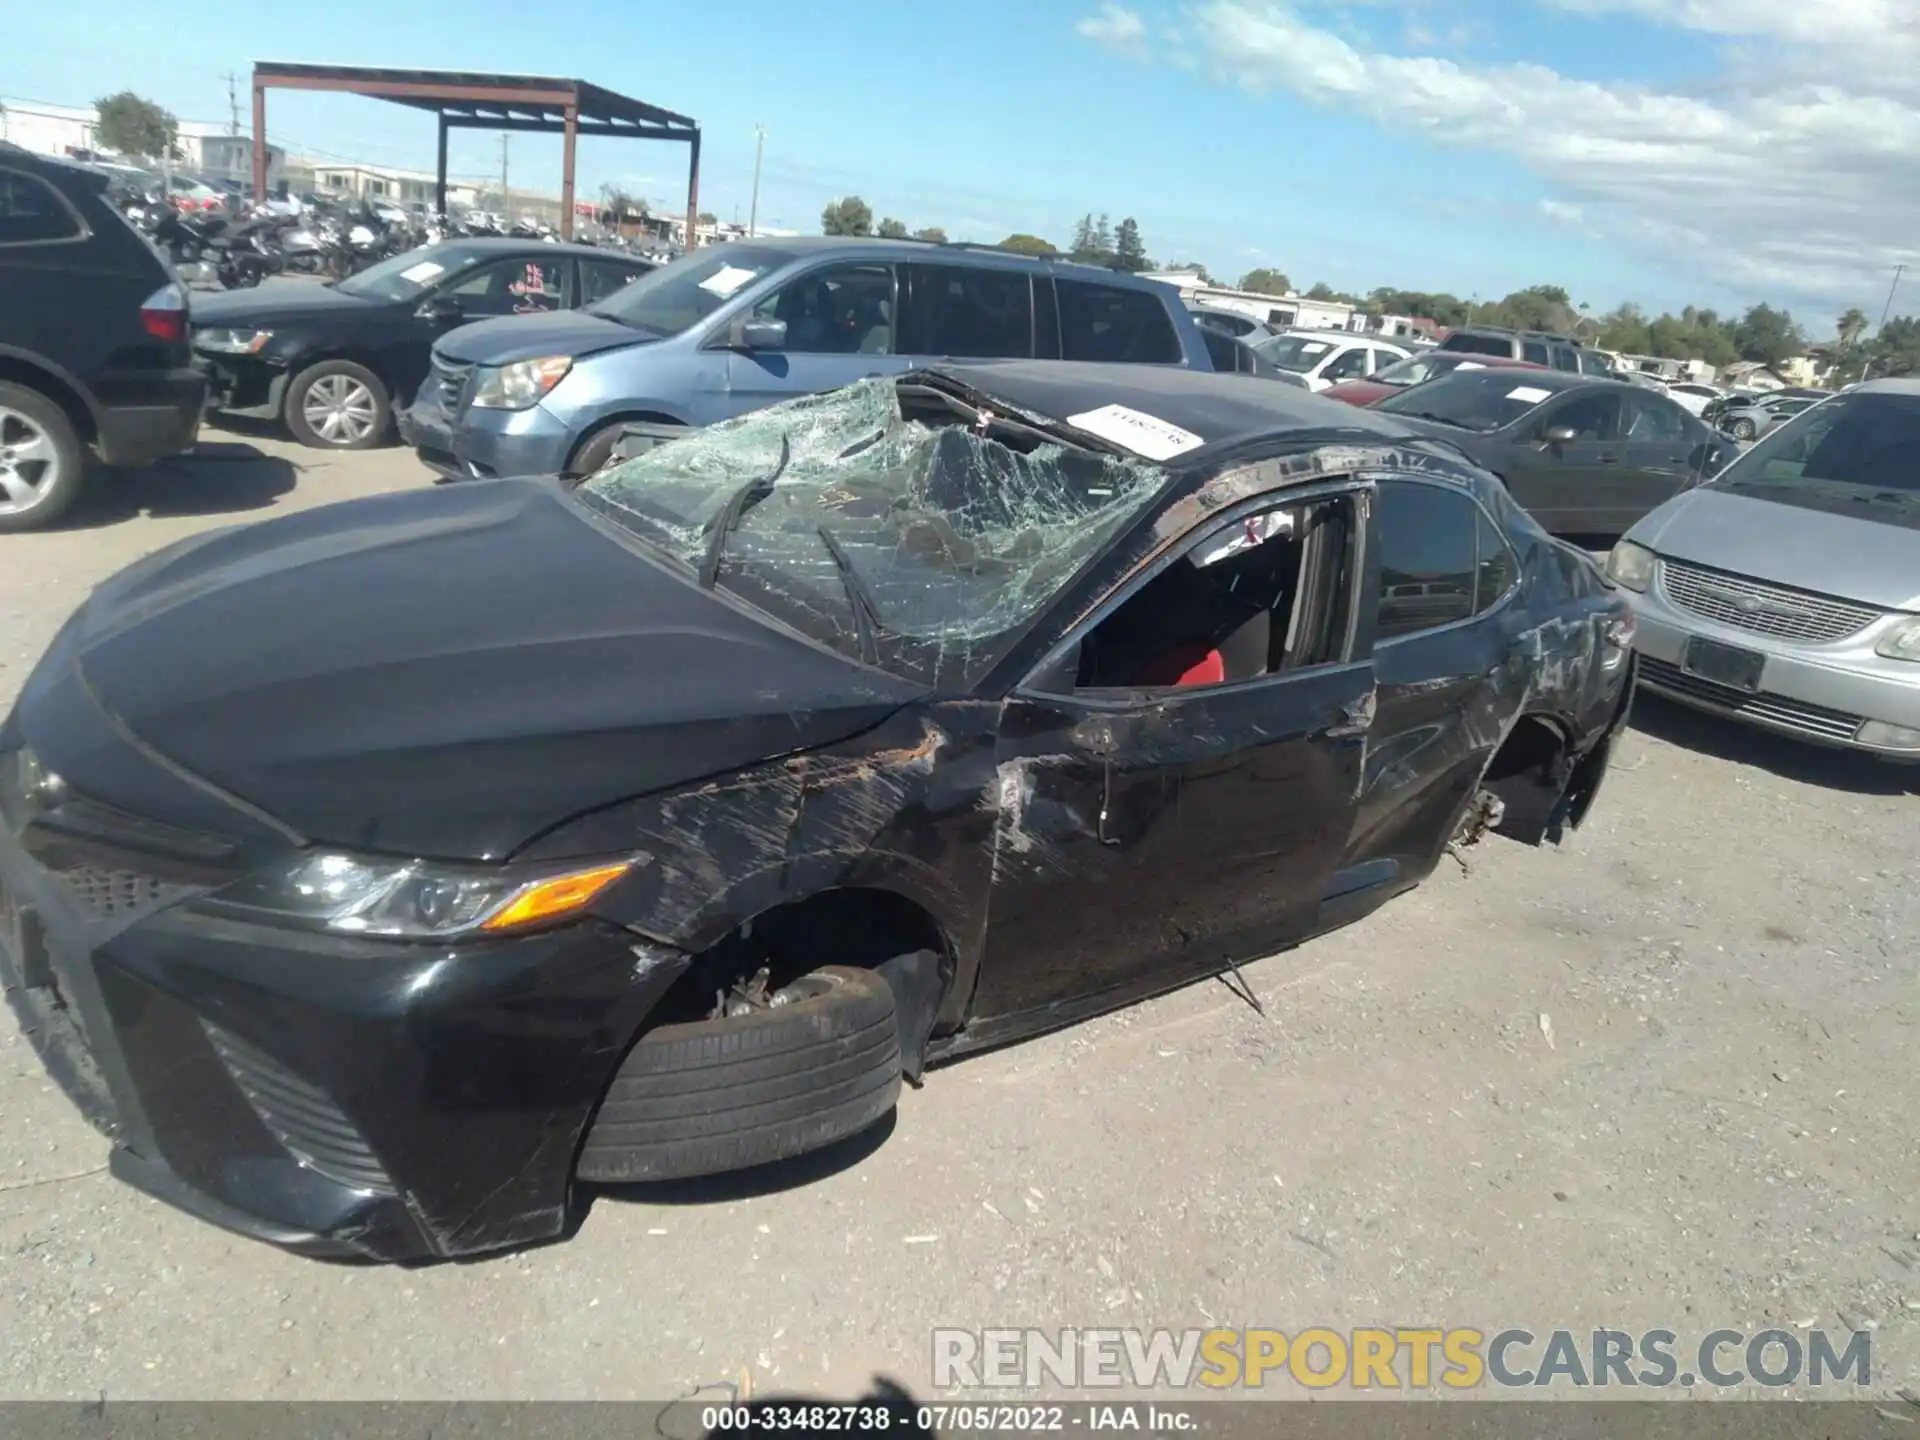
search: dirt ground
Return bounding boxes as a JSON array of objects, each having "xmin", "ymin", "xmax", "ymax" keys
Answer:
[{"xmin": 0, "ymin": 432, "xmax": 1914, "ymax": 1404}]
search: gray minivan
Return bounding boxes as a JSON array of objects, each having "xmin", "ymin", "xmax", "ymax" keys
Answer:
[{"xmin": 399, "ymin": 237, "xmax": 1214, "ymax": 480}]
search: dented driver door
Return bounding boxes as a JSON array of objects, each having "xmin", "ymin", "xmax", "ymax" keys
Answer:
[{"xmin": 969, "ymin": 664, "xmax": 1373, "ymax": 1030}]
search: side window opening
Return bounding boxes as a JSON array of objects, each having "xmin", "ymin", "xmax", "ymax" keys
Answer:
[
  {"xmin": 0, "ymin": 169, "xmax": 84, "ymax": 246},
  {"xmin": 1056, "ymin": 279, "xmax": 1182, "ymax": 364},
  {"xmin": 1522, "ymin": 341, "xmax": 1551, "ymax": 366},
  {"xmin": 1550, "ymin": 345, "xmax": 1580, "ymax": 372},
  {"xmin": 752, "ymin": 263, "xmax": 896, "ymax": 355},
  {"xmin": 1374, "ymin": 479, "xmax": 1478, "ymax": 639},
  {"xmin": 1066, "ymin": 496, "xmax": 1356, "ymax": 692},
  {"xmin": 1474, "ymin": 506, "xmax": 1518, "ymax": 611}
]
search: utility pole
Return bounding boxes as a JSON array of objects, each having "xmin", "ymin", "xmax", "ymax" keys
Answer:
[
  {"xmin": 223, "ymin": 73, "xmax": 240, "ymax": 136},
  {"xmin": 499, "ymin": 134, "xmax": 510, "ymax": 217},
  {"xmin": 1862, "ymin": 263, "xmax": 1905, "ymax": 383},
  {"xmin": 747, "ymin": 124, "xmax": 764, "ymax": 239}
]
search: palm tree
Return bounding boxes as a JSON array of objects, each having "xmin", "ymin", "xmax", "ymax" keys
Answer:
[{"xmin": 1837, "ymin": 306, "xmax": 1869, "ymax": 348}]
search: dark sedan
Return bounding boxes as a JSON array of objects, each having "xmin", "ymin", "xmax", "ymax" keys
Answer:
[
  {"xmin": 1374, "ymin": 368, "xmax": 1728, "ymax": 536},
  {"xmin": 192, "ymin": 239, "xmax": 651, "ymax": 450},
  {"xmin": 0, "ymin": 363, "xmax": 1633, "ymax": 1261}
]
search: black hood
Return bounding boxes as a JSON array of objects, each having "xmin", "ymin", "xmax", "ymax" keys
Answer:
[
  {"xmin": 42, "ymin": 482, "xmax": 923, "ymax": 861},
  {"xmin": 434, "ymin": 309, "xmax": 650, "ymax": 365},
  {"xmin": 191, "ymin": 281, "xmax": 383, "ymax": 327}
]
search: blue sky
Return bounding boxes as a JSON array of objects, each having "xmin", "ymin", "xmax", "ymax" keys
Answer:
[{"xmin": 5, "ymin": 0, "xmax": 1913, "ymax": 330}]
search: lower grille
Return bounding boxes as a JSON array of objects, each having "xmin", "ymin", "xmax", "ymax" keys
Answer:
[
  {"xmin": 1639, "ymin": 656, "xmax": 1864, "ymax": 742},
  {"xmin": 203, "ymin": 1022, "xmax": 396, "ymax": 1195},
  {"xmin": 52, "ymin": 864, "xmax": 193, "ymax": 922}
]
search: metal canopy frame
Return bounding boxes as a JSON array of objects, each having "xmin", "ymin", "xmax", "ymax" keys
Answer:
[{"xmin": 249, "ymin": 61, "xmax": 700, "ymax": 242}]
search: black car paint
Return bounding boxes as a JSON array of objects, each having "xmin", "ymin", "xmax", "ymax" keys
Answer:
[
  {"xmin": 0, "ymin": 144, "xmax": 205, "ymax": 467},
  {"xmin": 190, "ymin": 241, "xmax": 645, "ymax": 422},
  {"xmin": 1388, "ymin": 372, "xmax": 1721, "ymax": 535},
  {"xmin": 0, "ymin": 362, "xmax": 1631, "ymax": 1261}
]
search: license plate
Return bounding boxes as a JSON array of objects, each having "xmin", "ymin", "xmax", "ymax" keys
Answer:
[{"xmin": 1683, "ymin": 636, "xmax": 1765, "ymax": 692}]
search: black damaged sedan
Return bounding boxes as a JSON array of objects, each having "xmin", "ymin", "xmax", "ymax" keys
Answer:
[{"xmin": 0, "ymin": 363, "xmax": 1634, "ymax": 1261}]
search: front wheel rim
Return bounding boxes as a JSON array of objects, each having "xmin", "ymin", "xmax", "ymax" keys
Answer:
[
  {"xmin": 0, "ymin": 406, "xmax": 63, "ymax": 515},
  {"xmin": 302, "ymin": 375, "xmax": 378, "ymax": 444}
]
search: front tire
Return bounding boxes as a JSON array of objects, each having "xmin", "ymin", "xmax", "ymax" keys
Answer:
[
  {"xmin": 1729, "ymin": 418, "xmax": 1757, "ymax": 440},
  {"xmin": 285, "ymin": 360, "xmax": 391, "ymax": 450},
  {"xmin": 576, "ymin": 966, "xmax": 902, "ymax": 1183},
  {"xmin": 0, "ymin": 382, "xmax": 86, "ymax": 533}
]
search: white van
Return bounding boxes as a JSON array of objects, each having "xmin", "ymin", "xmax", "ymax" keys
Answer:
[{"xmin": 1250, "ymin": 332, "xmax": 1411, "ymax": 392}]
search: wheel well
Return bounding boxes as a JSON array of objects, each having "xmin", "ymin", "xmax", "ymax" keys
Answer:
[
  {"xmin": 1482, "ymin": 713, "xmax": 1573, "ymax": 843},
  {"xmin": 652, "ymin": 887, "xmax": 951, "ymax": 1026},
  {"xmin": 568, "ymin": 410, "xmax": 684, "ymax": 470},
  {"xmin": 0, "ymin": 356, "xmax": 96, "ymax": 444},
  {"xmin": 293, "ymin": 351, "xmax": 393, "ymax": 399}
]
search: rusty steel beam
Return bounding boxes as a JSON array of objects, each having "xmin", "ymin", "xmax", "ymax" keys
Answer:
[
  {"xmin": 559, "ymin": 105, "xmax": 578, "ymax": 241},
  {"xmin": 251, "ymin": 81, "xmax": 268, "ymax": 202},
  {"xmin": 685, "ymin": 128, "xmax": 701, "ymax": 256},
  {"xmin": 257, "ymin": 72, "xmax": 573, "ymax": 108}
]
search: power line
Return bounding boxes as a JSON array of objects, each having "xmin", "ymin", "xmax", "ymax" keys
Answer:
[{"xmin": 222, "ymin": 72, "xmax": 239, "ymax": 137}]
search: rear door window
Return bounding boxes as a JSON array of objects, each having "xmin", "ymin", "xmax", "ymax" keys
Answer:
[
  {"xmin": 1522, "ymin": 340, "xmax": 1551, "ymax": 366},
  {"xmin": 1576, "ymin": 349, "xmax": 1612, "ymax": 376},
  {"xmin": 898, "ymin": 264, "xmax": 1033, "ymax": 358},
  {"xmin": 750, "ymin": 263, "xmax": 896, "ymax": 354},
  {"xmin": 579, "ymin": 259, "xmax": 646, "ymax": 306},
  {"xmin": 1549, "ymin": 344, "xmax": 1580, "ymax": 372},
  {"xmin": 1057, "ymin": 279, "xmax": 1182, "ymax": 363},
  {"xmin": 1441, "ymin": 333, "xmax": 1515, "ymax": 358},
  {"xmin": 1625, "ymin": 393, "xmax": 1689, "ymax": 443},
  {"xmin": 1374, "ymin": 480, "xmax": 1479, "ymax": 639},
  {"xmin": 0, "ymin": 169, "xmax": 84, "ymax": 245}
]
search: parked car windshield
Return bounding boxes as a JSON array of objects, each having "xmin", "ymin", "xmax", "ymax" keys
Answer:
[
  {"xmin": 1372, "ymin": 354, "xmax": 1485, "ymax": 387},
  {"xmin": 586, "ymin": 245, "xmax": 793, "ymax": 336},
  {"xmin": 576, "ymin": 378, "xmax": 1169, "ymax": 680},
  {"xmin": 1710, "ymin": 390, "xmax": 1920, "ymax": 528},
  {"xmin": 1251, "ymin": 334, "xmax": 1344, "ymax": 373},
  {"xmin": 1374, "ymin": 370, "xmax": 1557, "ymax": 431},
  {"xmin": 336, "ymin": 242, "xmax": 497, "ymax": 302}
]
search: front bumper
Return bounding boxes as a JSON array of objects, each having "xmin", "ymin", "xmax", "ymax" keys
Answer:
[
  {"xmin": 399, "ymin": 392, "xmax": 575, "ymax": 482},
  {"xmin": 1625, "ymin": 562, "xmax": 1920, "ymax": 756},
  {"xmin": 193, "ymin": 351, "xmax": 287, "ymax": 421},
  {"xmin": 0, "ymin": 778, "xmax": 688, "ymax": 1261},
  {"xmin": 91, "ymin": 367, "xmax": 207, "ymax": 468}
]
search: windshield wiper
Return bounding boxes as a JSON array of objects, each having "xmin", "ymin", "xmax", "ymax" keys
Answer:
[
  {"xmin": 816, "ymin": 525, "xmax": 883, "ymax": 664},
  {"xmin": 698, "ymin": 435, "xmax": 790, "ymax": 589},
  {"xmin": 1398, "ymin": 410, "xmax": 1474, "ymax": 429}
]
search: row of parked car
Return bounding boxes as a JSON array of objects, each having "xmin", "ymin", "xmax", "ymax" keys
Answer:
[{"xmin": 1, "ymin": 140, "xmax": 1913, "ymax": 763}]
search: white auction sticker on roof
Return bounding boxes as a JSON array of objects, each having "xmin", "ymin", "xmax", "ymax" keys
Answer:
[
  {"xmin": 698, "ymin": 264, "xmax": 758, "ymax": 297},
  {"xmin": 1301, "ymin": 341, "xmax": 1331, "ymax": 355},
  {"xmin": 1456, "ymin": 361, "xmax": 1486, "ymax": 370},
  {"xmin": 399, "ymin": 261, "xmax": 445, "ymax": 283},
  {"xmin": 1066, "ymin": 404, "xmax": 1206, "ymax": 461},
  {"xmin": 1506, "ymin": 385, "xmax": 1553, "ymax": 403}
]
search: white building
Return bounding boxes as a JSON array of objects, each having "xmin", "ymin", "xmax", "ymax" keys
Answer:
[
  {"xmin": 0, "ymin": 95, "xmax": 283, "ymax": 187},
  {"xmin": 1138, "ymin": 271, "xmax": 1354, "ymax": 331},
  {"xmin": 291, "ymin": 159, "xmax": 479, "ymax": 210}
]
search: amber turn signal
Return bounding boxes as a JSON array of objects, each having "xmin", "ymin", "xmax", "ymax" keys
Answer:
[{"xmin": 481, "ymin": 861, "xmax": 633, "ymax": 932}]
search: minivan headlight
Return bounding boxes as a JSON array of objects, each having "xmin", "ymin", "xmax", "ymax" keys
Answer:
[
  {"xmin": 1875, "ymin": 615, "xmax": 1920, "ymax": 663},
  {"xmin": 1605, "ymin": 540, "xmax": 1655, "ymax": 593},
  {"xmin": 470, "ymin": 355, "xmax": 573, "ymax": 410},
  {"xmin": 196, "ymin": 851, "xmax": 639, "ymax": 938}
]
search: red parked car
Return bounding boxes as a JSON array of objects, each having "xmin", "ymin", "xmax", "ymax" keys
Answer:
[{"xmin": 1322, "ymin": 352, "xmax": 1547, "ymax": 408}]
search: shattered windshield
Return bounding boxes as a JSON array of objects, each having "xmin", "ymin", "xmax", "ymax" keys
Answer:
[
  {"xmin": 576, "ymin": 379, "xmax": 1170, "ymax": 681},
  {"xmin": 1709, "ymin": 391, "xmax": 1920, "ymax": 530}
]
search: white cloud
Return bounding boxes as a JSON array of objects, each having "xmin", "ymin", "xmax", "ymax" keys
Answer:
[
  {"xmin": 1083, "ymin": 0, "xmax": 1920, "ymax": 309},
  {"xmin": 1077, "ymin": 3, "xmax": 1152, "ymax": 55}
]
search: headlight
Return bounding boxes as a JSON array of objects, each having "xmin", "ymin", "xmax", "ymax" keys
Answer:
[
  {"xmin": 198, "ymin": 851, "xmax": 639, "ymax": 938},
  {"xmin": 195, "ymin": 327, "xmax": 273, "ymax": 355},
  {"xmin": 469, "ymin": 355, "xmax": 573, "ymax": 410},
  {"xmin": 1605, "ymin": 540, "xmax": 1655, "ymax": 592},
  {"xmin": 1875, "ymin": 615, "xmax": 1920, "ymax": 663}
]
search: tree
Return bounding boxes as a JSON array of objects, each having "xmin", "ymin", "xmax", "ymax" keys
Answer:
[
  {"xmin": 94, "ymin": 90, "xmax": 177, "ymax": 163},
  {"xmin": 697, "ymin": 211, "xmax": 717, "ymax": 226},
  {"xmin": 598, "ymin": 185, "xmax": 648, "ymax": 227},
  {"xmin": 1732, "ymin": 303, "xmax": 1806, "ymax": 367},
  {"xmin": 913, "ymin": 226, "xmax": 948, "ymax": 244},
  {"xmin": 1069, "ymin": 212, "xmax": 1116, "ymax": 266},
  {"xmin": 1239, "ymin": 268, "xmax": 1292, "ymax": 296},
  {"xmin": 821, "ymin": 196, "xmax": 873, "ymax": 236},
  {"xmin": 1113, "ymin": 217, "xmax": 1148, "ymax": 273},
  {"xmin": 1161, "ymin": 260, "xmax": 1214, "ymax": 284},
  {"xmin": 998, "ymin": 232, "xmax": 1057, "ymax": 256},
  {"xmin": 1836, "ymin": 306, "xmax": 1869, "ymax": 348},
  {"xmin": 1866, "ymin": 315, "xmax": 1920, "ymax": 378},
  {"xmin": 876, "ymin": 217, "xmax": 910, "ymax": 239},
  {"xmin": 1305, "ymin": 281, "xmax": 1336, "ymax": 301}
]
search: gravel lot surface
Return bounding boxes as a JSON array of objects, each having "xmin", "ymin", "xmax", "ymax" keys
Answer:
[{"xmin": 0, "ymin": 434, "xmax": 1913, "ymax": 1403}]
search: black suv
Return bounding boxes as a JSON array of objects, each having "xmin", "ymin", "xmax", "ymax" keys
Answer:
[
  {"xmin": 0, "ymin": 144, "xmax": 205, "ymax": 531},
  {"xmin": 1439, "ymin": 325, "xmax": 1613, "ymax": 378}
]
